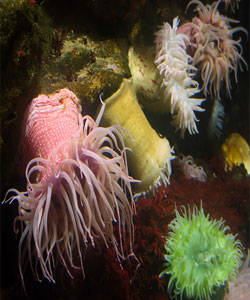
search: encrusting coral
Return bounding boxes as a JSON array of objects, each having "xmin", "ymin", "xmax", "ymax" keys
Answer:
[
  {"xmin": 160, "ymin": 204, "xmax": 243, "ymax": 300},
  {"xmin": 100, "ymin": 78, "xmax": 174, "ymax": 195},
  {"xmin": 3, "ymin": 88, "xmax": 136, "ymax": 285}
]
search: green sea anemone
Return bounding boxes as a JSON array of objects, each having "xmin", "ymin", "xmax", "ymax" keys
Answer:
[{"xmin": 160, "ymin": 205, "xmax": 243, "ymax": 300}]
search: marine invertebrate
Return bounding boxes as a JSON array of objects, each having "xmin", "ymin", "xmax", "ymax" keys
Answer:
[
  {"xmin": 160, "ymin": 204, "xmax": 243, "ymax": 300},
  {"xmin": 128, "ymin": 151, "xmax": 249, "ymax": 300},
  {"xmin": 175, "ymin": 153, "xmax": 207, "ymax": 182},
  {"xmin": 155, "ymin": 17, "xmax": 205, "ymax": 137},
  {"xmin": 4, "ymin": 88, "xmax": 135, "ymax": 284},
  {"xmin": 100, "ymin": 78, "xmax": 174, "ymax": 194},
  {"xmin": 221, "ymin": 132, "xmax": 250, "ymax": 174},
  {"xmin": 208, "ymin": 98, "xmax": 225, "ymax": 139},
  {"xmin": 222, "ymin": 0, "xmax": 240, "ymax": 12},
  {"xmin": 177, "ymin": 0, "xmax": 248, "ymax": 99},
  {"xmin": 128, "ymin": 46, "xmax": 164, "ymax": 111}
]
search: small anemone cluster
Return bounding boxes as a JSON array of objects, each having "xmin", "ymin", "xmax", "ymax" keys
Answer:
[
  {"xmin": 175, "ymin": 153, "xmax": 207, "ymax": 182},
  {"xmin": 152, "ymin": 0, "xmax": 247, "ymax": 139},
  {"xmin": 155, "ymin": 17, "xmax": 205, "ymax": 137},
  {"xmin": 177, "ymin": 0, "xmax": 248, "ymax": 99},
  {"xmin": 160, "ymin": 204, "xmax": 243, "ymax": 300},
  {"xmin": 130, "ymin": 0, "xmax": 247, "ymax": 138}
]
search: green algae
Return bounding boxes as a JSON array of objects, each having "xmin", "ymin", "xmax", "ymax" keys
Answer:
[
  {"xmin": 0, "ymin": 0, "xmax": 53, "ymax": 189},
  {"xmin": 40, "ymin": 31, "xmax": 130, "ymax": 110},
  {"xmin": 0, "ymin": 0, "xmax": 53, "ymax": 120}
]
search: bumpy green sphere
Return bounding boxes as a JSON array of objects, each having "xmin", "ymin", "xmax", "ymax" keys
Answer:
[{"xmin": 160, "ymin": 205, "xmax": 243, "ymax": 300}]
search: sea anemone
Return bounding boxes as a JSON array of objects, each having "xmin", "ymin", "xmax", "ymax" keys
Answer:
[
  {"xmin": 208, "ymin": 98, "xmax": 225, "ymax": 139},
  {"xmin": 155, "ymin": 17, "xmax": 205, "ymax": 137},
  {"xmin": 160, "ymin": 204, "xmax": 243, "ymax": 300},
  {"xmin": 3, "ymin": 88, "xmax": 135, "ymax": 285},
  {"xmin": 222, "ymin": 0, "xmax": 240, "ymax": 12},
  {"xmin": 100, "ymin": 78, "xmax": 174, "ymax": 195},
  {"xmin": 175, "ymin": 153, "xmax": 207, "ymax": 182},
  {"xmin": 177, "ymin": 0, "xmax": 248, "ymax": 99},
  {"xmin": 221, "ymin": 132, "xmax": 250, "ymax": 174},
  {"xmin": 128, "ymin": 46, "xmax": 164, "ymax": 110}
]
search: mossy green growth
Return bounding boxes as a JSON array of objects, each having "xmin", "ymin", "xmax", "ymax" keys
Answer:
[
  {"xmin": 0, "ymin": 0, "xmax": 53, "ymax": 119},
  {"xmin": 0, "ymin": 0, "xmax": 53, "ymax": 190},
  {"xmin": 160, "ymin": 205, "xmax": 243, "ymax": 300},
  {"xmin": 40, "ymin": 32, "xmax": 130, "ymax": 108}
]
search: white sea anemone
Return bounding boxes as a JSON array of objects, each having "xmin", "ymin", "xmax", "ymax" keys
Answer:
[{"xmin": 155, "ymin": 17, "xmax": 205, "ymax": 137}]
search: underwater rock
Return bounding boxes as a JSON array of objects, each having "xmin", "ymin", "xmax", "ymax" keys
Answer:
[
  {"xmin": 0, "ymin": 0, "xmax": 53, "ymax": 120},
  {"xmin": 40, "ymin": 31, "xmax": 131, "ymax": 111},
  {"xmin": 43, "ymin": 0, "xmax": 146, "ymax": 37},
  {"xmin": 224, "ymin": 250, "xmax": 250, "ymax": 300},
  {"xmin": 0, "ymin": 0, "xmax": 53, "ymax": 192}
]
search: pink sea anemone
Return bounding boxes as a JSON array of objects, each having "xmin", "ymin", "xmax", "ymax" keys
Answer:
[
  {"xmin": 177, "ymin": 0, "xmax": 248, "ymax": 99},
  {"xmin": 4, "ymin": 88, "xmax": 135, "ymax": 285}
]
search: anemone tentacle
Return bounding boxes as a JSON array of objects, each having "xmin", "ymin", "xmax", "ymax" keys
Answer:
[
  {"xmin": 3, "ymin": 89, "xmax": 136, "ymax": 285},
  {"xmin": 155, "ymin": 17, "xmax": 205, "ymax": 137}
]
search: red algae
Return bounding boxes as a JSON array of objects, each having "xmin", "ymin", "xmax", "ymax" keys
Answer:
[
  {"xmin": 127, "ymin": 153, "xmax": 249, "ymax": 300},
  {"xmin": 168, "ymin": 154, "xmax": 249, "ymax": 246},
  {"xmin": 128, "ymin": 185, "xmax": 177, "ymax": 300}
]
